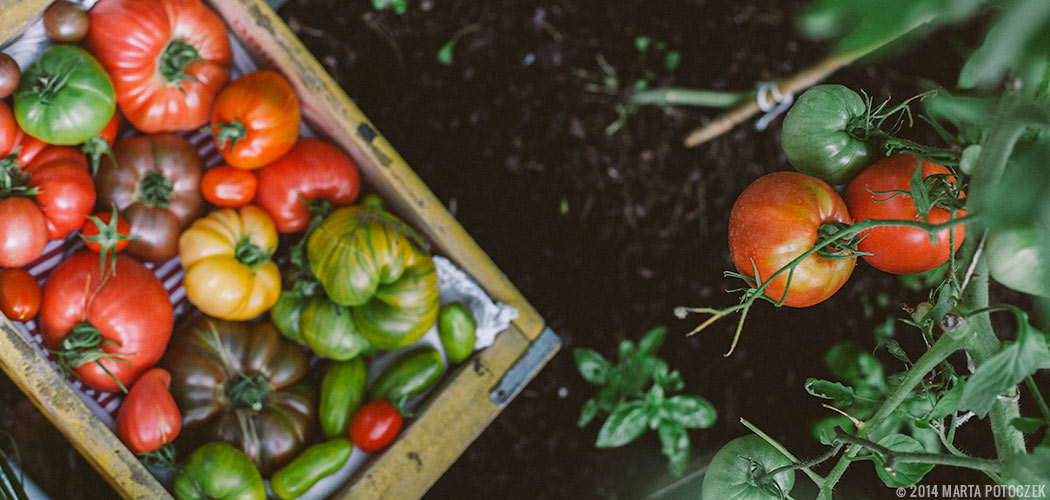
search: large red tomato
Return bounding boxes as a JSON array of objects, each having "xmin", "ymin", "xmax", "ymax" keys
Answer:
[
  {"xmin": 86, "ymin": 0, "xmax": 232, "ymax": 133},
  {"xmin": 255, "ymin": 139, "xmax": 361, "ymax": 233},
  {"xmin": 844, "ymin": 154, "xmax": 965, "ymax": 275},
  {"xmin": 39, "ymin": 251, "xmax": 174, "ymax": 392},
  {"xmin": 728, "ymin": 172, "xmax": 855, "ymax": 307},
  {"xmin": 24, "ymin": 147, "xmax": 96, "ymax": 240}
]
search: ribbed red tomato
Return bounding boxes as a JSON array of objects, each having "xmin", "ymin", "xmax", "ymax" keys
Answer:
[
  {"xmin": 86, "ymin": 0, "xmax": 232, "ymax": 132},
  {"xmin": 255, "ymin": 139, "xmax": 361, "ymax": 233},
  {"xmin": 844, "ymin": 154, "xmax": 965, "ymax": 275},
  {"xmin": 209, "ymin": 70, "xmax": 301, "ymax": 170},
  {"xmin": 728, "ymin": 172, "xmax": 855, "ymax": 307}
]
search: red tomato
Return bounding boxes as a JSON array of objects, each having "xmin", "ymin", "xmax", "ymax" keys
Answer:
[
  {"xmin": 24, "ymin": 147, "xmax": 96, "ymax": 240},
  {"xmin": 0, "ymin": 198, "xmax": 48, "ymax": 268},
  {"xmin": 349, "ymin": 399, "xmax": 403, "ymax": 453},
  {"xmin": 82, "ymin": 111, "xmax": 122, "ymax": 176},
  {"xmin": 844, "ymin": 154, "xmax": 965, "ymax": 275},
  {"xmin": 116, "ymin": 367, "xmax": 182, "ymax": 455},
  {"xmin": 201, "ymin": 166, "xmax": 258, "ymax": 207},
  {"xmin": 0, "ymin": 269, "xmax": 41, "ymax": 322},
  {"xmin": 728, "ymin": 172, "xmax": 855, "ymax": 307},
  {"xmin": 86, "ymin": 0, "xmax": 232, "ymax": 133},
  {"xmin": 209, "ymin": 70, "xmax": 301, "ymax": 169},
  {"xmin": 255, "ymin": 139, "xmax": 361, "ymax": 233},
  {"xmin": 81, "ymin": 208, "xmax": 133, "ymax": 254},
  {"xmin": 39, "ymin": 251, "xmax": 174, "ymax": 392},
  {"xmin": 0, "ymin": 100, "xmax": 17, "ymax": 155}
]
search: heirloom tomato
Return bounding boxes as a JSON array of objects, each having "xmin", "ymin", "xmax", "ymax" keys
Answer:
[
  {"xmin": 172, "ymin": 442, "xmax": 265, "ymax": 500},
  {"xmin": 209, "ymin": 70, "xmax": 301, "ymax": 169},
  {"xmin": 86, "ymin": 0, "xmax": 232, "ymax": 132},
  {"xmin": 201, "ymin": 166, "xmax": 258, "ymax": 208},
  {"xmin": 116, "ymin": 367, "xmax": 181, "ymax": 455},
  {"xmin": 0, "ymin": 269, "xmax": 41, "ymax": 322},
  {"xmin": 179, "ymin": 205, "xmax": 281, "ymax": 321},
  {"xmin": 349, "ymin": 399, "xmax": 403, "ymax": 453},
  {"xmin": 23, "ymin": 146, "xmax": 96, "ymax": 240},
  {"xmin": 270, "ymin": 289, "xmax": 372, "ymax": 361},
  {"xmin": 307, "ymin": 198, "xmax": 439, "ymax": 349},
  {"xmin": 701, "ymin": 435, "xmax": 796, "ymax": 500},
  {"xmin": 781, "ymin": 84, "xmax": 873, "ymax": 185},
  {"xmin": 162, "ymin": 317, "xmax": 315, "ymax": 476},
  {"xmin": 39, "ymin": 251, "xmax": 174, "ymax": 392},
  {"xmin": 728, "ymin": 172, "xmax": 855, "ymax": 307},
  {"xmin": 95, "ymin": 133, "xmax": 205, "ymax": 263},
  {"xmin": 844, "ymin": 154, "xmax": 965, "ymax": 275},
  {"xmin": 13, "ymin": 44, "xmax": 115, "ymax": 145},
  {"xmin": 256, "ymin": 139, "xmax": 360, "ymax": 233}
]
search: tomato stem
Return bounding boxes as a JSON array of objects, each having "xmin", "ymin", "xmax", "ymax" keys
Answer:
[
  {"xmin": 138, "ymin": 172, "xmax": 174, "ymax": 208},
  {"xmin": 49, "ymin": 321, "xmax": 133, "ymax": 393},
  {"xmin": 80, "ymin": 136, "xmax": 115, "ymax": 177},
  {"xmin": 234, "ymin": 237, "xmax": 270, "ymax": 269},
  {"xmin": 159, "ymin": 40, "xmax": 201, "ymax": 89},
  {"xmin": 831, "ymin": 428, "xmax": 1002, "ymax": 474},
  {"xmin": 209, "ymin": 120, "xmax": 247, "ymax": 153},
  {"xmin": 226, "ymin": 372, "xmax": 272, "ymax": 412},
  {"xmin": 80, "ymin": 204, "xmax": 136, "ymax": 278}
]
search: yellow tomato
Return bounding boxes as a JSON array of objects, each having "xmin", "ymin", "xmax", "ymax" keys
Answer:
[{"xmin": 179, "ymin": 205, "xmax": 281, "ymax": 320}]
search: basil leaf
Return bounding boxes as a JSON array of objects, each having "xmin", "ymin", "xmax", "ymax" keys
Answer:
[
  {"xmin": 664, "ymin": 394, "xmax": 717, "ymax": 429},
  {"xmin": 595, "ymin": 400, "xmax": 650, "ymax": 448},
  {"xmin": 574, "ymin": 348, "xmax": 610, "ymax": 385}
]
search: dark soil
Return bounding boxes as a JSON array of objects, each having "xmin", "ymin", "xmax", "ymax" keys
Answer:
[{"xmin": 0, "ymin": 1, "xmax": 1034, "ymax": 499}]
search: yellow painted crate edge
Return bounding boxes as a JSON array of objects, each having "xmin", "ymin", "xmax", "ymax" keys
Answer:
[{"xmin": 0, "ymin": 0, "xmax": 560, "ymax": 498}]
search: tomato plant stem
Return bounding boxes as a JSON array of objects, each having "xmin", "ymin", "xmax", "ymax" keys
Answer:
[
  {"xmin": 740, "ymin": 418, "xmax": 826, "ymax": 485},
  {"xmin": 832, "ymin": 429, "xmax": 1001, "ymax": 474},
  {"xmin": 627, "ymin": 87, "xmax": 749, "ymax": 109}
]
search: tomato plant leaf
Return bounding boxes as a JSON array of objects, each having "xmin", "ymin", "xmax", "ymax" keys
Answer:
[
  {"xmin": 958, "ymin": 0, "xmax": 1050, "ymax": 92},
  {"xmin": 883, "ymin": 339, "xmax": 910, "ymax": 364},
  {"xmin": 825, "ymin": 342, "xmax": 886, "ymax": 389},
  {"xmin": 657, "ymin": 423, "xmax": 689, "ymax": 477},
  {"xmin": 959, "ymin": 314, "xmax": 1050, "ymax": 418},
  {"xmin": 664, "ymin": 394, "xmax": 717, "ymax": 429},
  {"xmin": 574, "ymin": 348, "xmax": 611, "ymax": 385},
  {"xmin": 927, "ymin": 382, "xmax": 963, "ymax": 420},
  {"xmin": 1001, "ymin": 445, "xmax": 1050, "ymax": 490},
  {"xmin": 805, "ymin": 378, "xmax": 856, "ymax": 405},
  {"xmin": 873, "ymin": 433, "xmax": 934, "ymax": 488},
  {"xmin": 1010, "ymin": 416, "xmax": 1047, "ymax": 435},
  {"xmin": 595, "ymin": 400, "xmax": 649, "ymax": 448}
]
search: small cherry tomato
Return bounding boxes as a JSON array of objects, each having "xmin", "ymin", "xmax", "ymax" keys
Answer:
[
  {"xmin": 44, "ymin": 0, "xmax": 90, "ymax": 43},
  {"xmin": 349, "ymin": 399, "xmax": 403, "ymax": 453},
  {"xmin": 200, "ymin": 165, "xmax": 258, "ymax": 207},
  {"xmin": 0, "ymin": 269, "xmax": 41, "ymax": 321},
  {"xmin": 80, "ymin": 207, "xmax": 133, "ymax": 254}
]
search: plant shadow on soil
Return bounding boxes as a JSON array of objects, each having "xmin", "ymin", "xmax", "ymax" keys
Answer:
[{"xmin": 0, "ymin": 1, "xmax": 1042, "ymax": 499}]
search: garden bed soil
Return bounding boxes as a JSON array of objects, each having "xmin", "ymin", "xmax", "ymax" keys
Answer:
[{"xmin": 0, "ymin": 1, "xmax": 1031, "ymax": 499}]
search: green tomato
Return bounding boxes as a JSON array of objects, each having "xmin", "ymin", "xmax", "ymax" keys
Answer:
[
  {"xmin": 701, "ymin": 435, "xmax": 795, "ymax": 500},
  {"xmin": 271, "ymin": 292, "xmax": 372, "ymax": 360},
  {"xmin": 172, "ymin": 442, "xmax": 265, "ymax": 500},
  {"xmin": 438, "ymin": 302, "xmax": 476, "ymax": 364},
  {"xmin": 270, "ymin": 438, "xmax": 353, "ymax": 500},
  {"xmin": 780, "ymin": 84, "xmax": 873, "ymax": 185},
  {"xmin": 986, "ymin": 225, "xmax": 1050, "ymax": 298},
  {"xmin": 369, "ymin": 346, "xmax": 445, "ymax": 410},
  {"xmin": 14, "ymin": 44, "xmax": 115, "ymax": 145},
  {"xmin": 319, "ymin": 357, "xmax": 368, "ymax": 438}
]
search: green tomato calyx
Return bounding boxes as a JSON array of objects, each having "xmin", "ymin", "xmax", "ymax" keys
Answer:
[
  {"xmin": 159, "ymin": 40, "xmax": 202, "ymax": 89},
  {"xmin": 209, "ymin": 120, "xmax": 247, "ymax": 153},
  {"xmin": 227, "ymin": 372, "xmax": 272, "ymax": 412},
  {"xmin": 234, "ymin": 236, "xmax": 271, "ymax": 269},
  {"xmin": 51, "ymin": 321, "xmax": 133, "ymax": 393},
  {"xmin": 138, "ymin": 172, "xmax": 174, "ymax": 208}
]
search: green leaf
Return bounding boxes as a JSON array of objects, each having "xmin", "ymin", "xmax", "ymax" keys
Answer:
[
  {"xmin": 805, "ymin": 378, "xmax": 856, "ymax": 405},
  {"xmin": 958, "ymin": 0, "xmax": 1050, "ymax": 91},
  {"xmin": 637, "ymin": 326, "xmax": 667, "ymax": 356},
  {"xmin": 664, "ymin": 51, "xmax": 681, "ymax": 72},
  {"xmin": 658, "ymin": 423, "xmax": 690, "ymax": 477},
  {"xmin": 634, "ymin": 36, "xmax": 651, "ymax": 52},
  {"xmin": 927, "ymin": 382, "xmax": 963, "ymax": 420},
  {"xmin": 1001, "ymin": 445, "xmax": 1050, "ymax": 490},
  {"xmin": 436, "ymin": 39, "xmax": 456, "ymax": 66},
  {"xmin": 371, "ymin": 0, "xmax": 407, "ymax": 15},
  {"xmin": 664, "ymin": 395, "xmax": 717, "ymax": 429},
  {"xmin": 873, "ymin": 434, "xmax": 934, "ymax": 488},
  {"xmin": 1010, "ymin": 416, "xmax": 1048, "ymax": 434},
  {"xmin": 578, "ymin": 398, "xmax": 601, "ymax": 428},
  {"xmin": 595, "ymin": 401, "xmax": 650, "ymax": 448},
  {"xmin": 959, "ymin": 311, "xmax": 1050, "ymax": 418},
  {"xmin": 884, "ymin": 339, "xmax": 910, "ymax": 364},
  {"xmin": 825, "ymin": 342, "xmax": 885, "ymax": 389},
  {"xmin": 574, "ymin": 348, "xmax": 610, "ymax": 385},
  {"xmin": 959, "ymin": 145, "xmax": 982, "ymax": 175},
  {"xmin": 811, "ymin": 415, "xmax": 857, "ymax": 446}
]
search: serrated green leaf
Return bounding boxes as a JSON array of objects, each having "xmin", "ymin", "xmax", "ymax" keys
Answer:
[
  {"xmin": 1001, "ymin": 445, "xmax": 1050, "ymax": 490},
  {"xmin": 928, "ymin": 382, "xmax": 963, "ymax": 420},
  {"xmin": 873, "ymin": 434, "xmax": 935, "ymax": 488},
  {"xmin": 806, "ymin": 378, "xmax": 857, "ymax": 405},
  {"xmin": 1010, "ymin": 416, "xmax": 1048, "ymax": 434},
  {"xmin": 574, "ymin": 348, "xmax": 611, "ymax": 385},
  {"xmin": 884, "ymin": 339, "xmax": 910, "ymax": 363},
  {"xmin": 664, "ymin": 394, "xmax": 717, "ymax": 429},
  {"xmin": 595, "ymin": 400, "xmax": 650, "ymax": 448},
  {"xmin": 658, "ymin": 423, "xmax": 690, "ymax": 477},
  {"xmin": 959, "ymin": 312, "xmax": 1050, "ymax": 418}
]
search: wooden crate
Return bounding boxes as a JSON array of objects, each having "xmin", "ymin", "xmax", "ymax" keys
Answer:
[{"xmin": 0, "ymin": 1, "xmax": 560, "ymax": 498}]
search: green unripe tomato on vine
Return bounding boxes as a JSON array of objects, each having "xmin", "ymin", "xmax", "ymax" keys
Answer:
[
  {"xmin": 701, "ymin": 435, "xmax": 796, "ymax": 500},
  {"xmin": 781, "ymin": 84, "xmax": 874, "ymax": 186}
]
